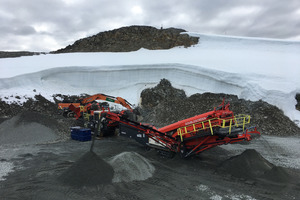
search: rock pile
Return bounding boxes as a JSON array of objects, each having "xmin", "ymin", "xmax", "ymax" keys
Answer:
[
  {"xmin": 139, "ymin": 79, "xmax": 300, "ymax": 136},
  {"xmin": 58, "ymin": 151, "xmax": 114, "ymax": 187},
  {"xmin": 261, "ymin": 166, "xmax": 292, "ymax": 183},
  {"xmin": 0, "ymin": 95, "xmax": 77, "ymax": 135},
  {"xmin": 217, "ymin": 149, "xmax": 297, "ymax": 185},
  {"xmin": 217, "ymin": 149, "xmax": 273, "ymax": 179},
  {"xmin": 53, "ymin": 26, "xmax": 199, "ymax": 53},
  {"xmin": 296, "ymin": 93, "xmax": 300, "ymax": 111},
  {"xmin": 0, "ymin": 111, "xmax": 59, "ymax": 145},
  {"xmin": 0, "ymin": 95, "xmax": 57, "ymax": 117},
  {"xmin": 108, "ymin": 152, "xmax": 155, "ymax": 183}
]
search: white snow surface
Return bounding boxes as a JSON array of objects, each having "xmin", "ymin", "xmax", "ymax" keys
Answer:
[{"xmin": 0, "ymin": 33, "xmax": 300, "ymax": 124}]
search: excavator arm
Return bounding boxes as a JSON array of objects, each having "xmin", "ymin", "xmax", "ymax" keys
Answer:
[
  {"xmin": 68, "ymin": 93, "xmax": 133, "ymax": 119},
  {"xmin": 79, "ymin": 93, "xmax": 133, "ymax": 111}
]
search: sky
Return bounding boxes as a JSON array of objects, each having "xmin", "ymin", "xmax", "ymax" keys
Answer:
[{"xmin": 1, "ymin": 0, "xmax": 300, "ymax": 52}]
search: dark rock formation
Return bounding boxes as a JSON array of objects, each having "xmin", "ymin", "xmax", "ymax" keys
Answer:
[
  {"xmin": 52, "ymin": 25, "xmax": 199, "ymax": 53},
  {"xmin": 0, "ymin": 51, "xmax": 45, "ymax": 58},
  {"xmin": 141, "ymin": 78, "xmax": 186, "ymax": 108},
  {"xmin": 296, "ymin": 93, "xmax": 300, "ymax": 111}
]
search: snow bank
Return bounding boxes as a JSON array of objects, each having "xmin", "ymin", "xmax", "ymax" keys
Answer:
[{"xmin": 0, "ymin": 33, "xmax": 299, "ymax": 124}]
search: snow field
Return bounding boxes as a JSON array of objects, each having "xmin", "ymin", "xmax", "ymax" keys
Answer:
[{"xmin": 0, "ymin": 33, "xmax": 299, "ymax": 123}]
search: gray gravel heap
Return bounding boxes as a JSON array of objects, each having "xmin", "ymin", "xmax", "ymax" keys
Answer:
[
  {"xmin": 218, "ymin": 149, "xmax": 273, "ymax": 179},
  {"xmin": 217, "ymin": 149, "xmax": 297, "ymax": 185},
  {"xmin": 0, "ymin": 112, "xmax": 58, "ymax": 145},
  {"xmin": 58, "ymin": 151, "xmax": 114, "ymax": 187},
  {"xmin": 108, "ymin": 152, "xmax": 155, "ymax": 183}
]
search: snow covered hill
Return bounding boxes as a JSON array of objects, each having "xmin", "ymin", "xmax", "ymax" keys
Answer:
[{"xmin": 0, "ymin": 33, "xmax": 299, "ymax": 125}]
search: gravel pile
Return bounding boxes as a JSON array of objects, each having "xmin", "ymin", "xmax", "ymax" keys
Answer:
[
  {"xmin": 0, "ymin": 161, "xmax": 14, "ymax": 181},
  {"xmin": 0, "ymin": 112, "xmax": 59, "ymax": 145},
  {"xmin": 218, "ymin": 149, "xmax": 296, "ymax": 184},
  {"xmin": 108, "ymin": 152, "xmax": 155, "ymax": 183},
  {"xmin": 217, "ymin": 149, "xmax": 273, "ymax": 179},
  {"xmin": 58, "ymin": 151, "xmax": 114, "ymax": 187},
  {"xmin": 261, "ymin": 166, "xmax": 292, "ymax": 183}
]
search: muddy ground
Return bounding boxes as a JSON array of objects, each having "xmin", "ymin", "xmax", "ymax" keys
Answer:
[{"xmin": 1, "ymin": 80, "xmax": 300, "ymax": 200}]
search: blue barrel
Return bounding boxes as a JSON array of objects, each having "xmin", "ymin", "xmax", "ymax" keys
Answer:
[{"xmin": 70, "ymin": 127, "xmax": 92, "ymax": 141}]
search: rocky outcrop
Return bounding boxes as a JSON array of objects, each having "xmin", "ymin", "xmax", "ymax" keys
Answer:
[
  {"xmin": 141, "ymin": 79, "xmax": 186, "ymax": 108},
  {"xmin": 52, "ymin": 26, "xmax": 199, "ymax": 53},
  {"xmin": 139, "ymin": 79, "xmax": 300, "ymax": 136},
  {"xmin": 296, "ymin": 93, "xmax": 300, "ymax": 111},
  {"xmin": 0, "ymin": 51, "xmax": 45, "ymax": 58}
]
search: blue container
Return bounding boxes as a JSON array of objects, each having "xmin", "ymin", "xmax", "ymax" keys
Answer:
[{"xmin": 70, "ymin": 127, "xmax": 91, "ymax": 141}]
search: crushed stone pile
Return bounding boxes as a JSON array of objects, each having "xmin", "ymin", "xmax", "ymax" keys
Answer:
[
  {"xmin": 218, "ymin": 149, "xmax": 273, "ymax": 179},
  {"xmin": 139, "ymin": 79, "xmax": 300, "ymax": 136},
  {"xmin": 261, "ymin": 166, "xmax": 293, "ymax": 183},
  {"xmin": 108, "ymin": 152, "xmax": 155, "ymax": 183},
  {"xmin": 0, "ymin": 161, "xmax": 14, "ymax": 181},
  {"xmin": 15, "ymin": 111, "xmax": 60, "ymax": 131},
  {"xmin": 58, "ymin": 151, "xmax": 114, "ymax": 187},
  {"xmin": 0, "ymin": 111, "xmax": 59, "ymax": 145},
  {"xmin": 218, "ymin": 149, "xmax": 297, "ymax": 184}
]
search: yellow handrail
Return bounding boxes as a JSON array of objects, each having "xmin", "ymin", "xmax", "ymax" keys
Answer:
[{"xmin": 177, "ymin": 114, "xmax": 251, "ymax": 141}]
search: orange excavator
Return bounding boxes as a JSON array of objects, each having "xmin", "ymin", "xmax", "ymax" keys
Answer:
[
  {"xmin": 78, "ymin": 94, "xmax": 133, "ymax": 111},
  {"xmin": 69, "ymin": 93, "xmax": 133, "ymax": 120},
  {"xmin": 58, "ymin": 93, "xmax": 133, "ymax": 119}
]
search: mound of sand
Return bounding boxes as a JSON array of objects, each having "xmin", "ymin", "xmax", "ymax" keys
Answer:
[
  {"xmin": 58, "ymin": 151, "xmax": 114, "ymax": 187},
  {"xmin": 108, "ymin": 152, "xmax": 155, "ymax": 183},
  {"xmin": 218, "ymin": 149, "xmax": 273, "ymax": 179},
  {"xmin": 0, "ymin": 112, "xmax": 58, "ymax": 145}
]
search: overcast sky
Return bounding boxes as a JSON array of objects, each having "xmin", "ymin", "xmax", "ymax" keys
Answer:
[{"xmin": 1, "ymin": 0, "xmax": 300, "ymax": 52}]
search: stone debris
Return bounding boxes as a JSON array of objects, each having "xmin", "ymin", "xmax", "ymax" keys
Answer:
[{"xmin": 58, "ymin": 151, "xmax": 114, "ymax": 187}]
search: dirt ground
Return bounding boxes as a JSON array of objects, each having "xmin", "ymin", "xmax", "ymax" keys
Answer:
[{"xmin": 0, "ymin": 134, "xmax": 300, "ymax": 200}]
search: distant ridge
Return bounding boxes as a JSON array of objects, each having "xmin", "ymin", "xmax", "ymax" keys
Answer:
[
  {"xmin": 0, "ymin": 51, "xmax": 45, "ymax": 58},
  {"xmin": 52, "ymin": 25, "xmax": 199, "ymax": 53}
]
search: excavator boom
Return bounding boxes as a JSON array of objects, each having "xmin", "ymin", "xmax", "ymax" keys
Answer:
[
  {"xmin": 58, "ymin": 93, "xmax": 133, "ymax": 119},
  {"xmin": 79, "ymin": 93, "xmax": 133, "ymax": 111}
]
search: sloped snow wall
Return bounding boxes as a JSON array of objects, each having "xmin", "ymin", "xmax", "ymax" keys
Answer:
[{"xmin": 0, "ymin": 64, "xmax": 299, "ymax": 124}]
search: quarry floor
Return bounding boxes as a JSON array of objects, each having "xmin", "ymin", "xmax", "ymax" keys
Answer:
[{"xmin": 0, "ymin": 132, "xmax": 300, "ymax": 200}]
